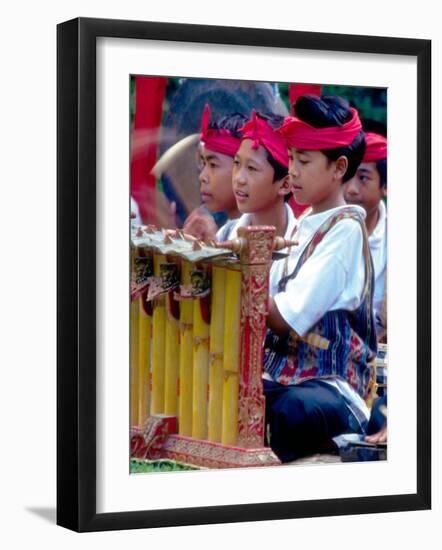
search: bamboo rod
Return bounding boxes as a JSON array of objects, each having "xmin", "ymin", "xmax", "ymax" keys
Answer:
[
  {"xmin": 192, "ymin": 281, "xmax": 210, "ymax": 440},
  {"xmin": 221, "ymin": 266, "xmax": 241, "ymax": 445},
  {"xmin": 178, "ymin": 261, "xmax": 194, "ymax": 436},
  {"xmin": 137, "ymin": 296, "xmax": 152, "ymax": 425},
  {"xmin": 207, "ymin": 265, "xmax": 226, "ymax": 442},
  {"xmin": 164, "ymin": 290, "xmax": 180, "ymax": 416},
  {"xmin": 130, "ymin": 296, "xmax": 140, "ymax": 426},
  {"xmin": 150, "ymin": 254, "xmax": 166, "ymax": 414}
]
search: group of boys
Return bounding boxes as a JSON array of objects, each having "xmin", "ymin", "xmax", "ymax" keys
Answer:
[{"xmin": 182, "ymin": 94, "xmax": 388, "ymax": 462}]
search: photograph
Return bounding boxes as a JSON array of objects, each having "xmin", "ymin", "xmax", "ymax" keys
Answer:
[{"xmin": 129, "ymin": 76, "xmax": 389, "ymax": 473}]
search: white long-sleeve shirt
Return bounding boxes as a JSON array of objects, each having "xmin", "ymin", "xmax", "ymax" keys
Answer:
[
  {"xmin": 368, "ymin": 200, "xmax": 387, "ymax": 337},
  {"xmin": 268, "ymin": 204, "xmax": 371, "ymax": 427}
]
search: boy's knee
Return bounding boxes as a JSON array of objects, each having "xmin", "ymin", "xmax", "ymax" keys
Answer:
[{"xmin": 271, "ymin": 389, "xmax": 309, "ymax": 427}]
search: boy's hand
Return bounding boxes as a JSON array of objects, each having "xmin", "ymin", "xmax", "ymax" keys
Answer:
[{"xmin": 183, "ymin": 206, "xmax": 218, "ymax": 241}]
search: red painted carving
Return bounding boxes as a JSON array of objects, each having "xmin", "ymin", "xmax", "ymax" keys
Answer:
[
  {"xmin": 130, "ymin": 415, "xmax": 177, "ymax": 459},
  {"xmin": 160, "ymin": 434, "xmax": 280, "ymax": 469},
  {"xmin": 237, "ymin": 226, "xmax": 275, "ymax": 448}
]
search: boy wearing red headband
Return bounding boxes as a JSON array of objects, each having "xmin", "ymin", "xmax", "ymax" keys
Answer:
[
  {"xmin": 220, "ymin": 112, "xmax": 295, "ymax": 282},
  {"xmin": 183, "ymin": 105, "xmax": 247, "ymax": 240},
  {"xmin": 344, "ymin": 132, "xmax": 387, "ymax": 340},
  {"xmin": 262, "ymin": 95, "xmax": 377, "ymax": 463}
]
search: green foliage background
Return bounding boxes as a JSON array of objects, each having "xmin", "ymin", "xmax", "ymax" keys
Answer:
[
  {"xmin": 131, "ymin": 77, "xmax": 386, "ymax": 128},
  {"xmin": 278, "ymin": 82, "xmax": 386, "ymax": 125}
]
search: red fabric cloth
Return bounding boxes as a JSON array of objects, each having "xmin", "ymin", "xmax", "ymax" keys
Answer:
[
  {"xmin": 363, "ymin": 132, "xmax": 387, "ymax": 162},
  {"xmin": 288, "ymin": 196, "xmax": 310, "ymax": 218},
  {"xmin": 130, "ymin": 76, "xmax": 167, "ymax": 224},
  {"xmin": 239, "ymin": 111, "xmax": 289, "ymax": 167},
  {"xmin": 200, "ymin": 104, "xmax": 241, "ymax": 157},
  {"xmin": 288, "ymin": 84, "xmax": 322, "ymax": 114},
  {"xmin": 278, "ymin": 108, "xmax": 362, "ymax": 150}
]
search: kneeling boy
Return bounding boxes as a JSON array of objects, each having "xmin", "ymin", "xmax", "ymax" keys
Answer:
[
  {"xmin": 263, "ymin": 95, "xmax": 377, "ymax": 463},
  {"xmin": 344, "ymin": 131, "xmax": 387, "ymax": 340}
]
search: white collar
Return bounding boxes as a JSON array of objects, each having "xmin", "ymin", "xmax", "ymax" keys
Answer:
[
  {"xmin": 297, "ymin": 204, "xmax": 366, "ymax": 235},
  {"xmin": 233, "ymin": 202, "xmax": 296, "ymax": 239},
  {"xmin": 368, "ymin": 200, "xmax": 387, "ymax": 247}
]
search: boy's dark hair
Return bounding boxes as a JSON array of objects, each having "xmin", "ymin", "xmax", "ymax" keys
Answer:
[
  {"xmin": 254, "ymin": 112, "xmax": 291, "ymax": 200},
  {"xmin": 294, "ymin": 95, "xmax": 366, "ymax": 183},
  {"xmin": 376, "ymin": 158, "xmax": 387, "ymax": 189},
  {"xmin": 209, "ymin": 112, "xmax": 249, "ymax": 138},
  {"xmin": 266, "ymin": 153, "xmax": 291, "ymax": 201}
]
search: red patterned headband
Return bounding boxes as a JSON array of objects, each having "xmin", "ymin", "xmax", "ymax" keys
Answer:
[
  {"xmin": 363, "ymin": 132, "xmax": 387, "ymax": 162},
  {"xmin": 239, "ymin": 111, "xmax": 289, "ymax": 168},
  {"xmin": 200, "ymin": 104, "xmax": 241, "ymax": 157},
  {"xmin": 278, "ymin": 107, "xmax": 362, "ymax": 150}
]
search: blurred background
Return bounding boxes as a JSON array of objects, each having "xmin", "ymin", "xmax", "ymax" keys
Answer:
[{"xmin": 130, "ymin": 76, "xmax": 386, "ymax": 228}]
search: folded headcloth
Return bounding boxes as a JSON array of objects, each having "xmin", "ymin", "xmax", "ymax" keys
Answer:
[
  {"xmin": 200, "ymin": 103, "xmax": 241, "ymax": 157},
  {"xmin": 239, "ymin": 110, "xmax": 289, "ymax": 168},
  {"xmin": 278, "ymin": 107, "xmax": 362, "ymax": 150},
  {"xmin": 362, "ymin": 132, "xmax": 387, "ymax": 162}
]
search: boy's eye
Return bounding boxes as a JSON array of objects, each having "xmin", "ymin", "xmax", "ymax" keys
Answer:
[
  {"xmin": 248, "ymin": 165, "xmax": 257, "ymax": 171},
  {"xmin": 233, "ymin": 159, "xmax": 240, "ymax": 166},
  {"xmin": 298, "ymin": 159, "xmax": 309, "ymax": 165}
]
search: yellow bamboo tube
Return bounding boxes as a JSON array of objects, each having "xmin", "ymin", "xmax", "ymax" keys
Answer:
[
  {"xmin": 192, "ymin": 279, "xmax": 210, "ymax": 440},
  {"xmin": 221, "ymin": 266, "xmax": 242, "ymax": 445},
  {"xmin": 164, "ymin": 290, "xmax": 180, "ymax": 416},
  {"xmin": 178, "ymin": 261, "xmax": 194, "ymax": 436},
  {"xmin": 150, "ymin": 254, "xmax": 166, "ymax": 414},
  {"xmin": 130, "ymin": 296, "xmax": 140, "ymax": 426},
  {"xmin": 138, "ymin": 297, "xmax": 152, "ymax": 425},
  {"xmin": 208, "ymin": 265, "xmax": 226, "ymax": 442}
]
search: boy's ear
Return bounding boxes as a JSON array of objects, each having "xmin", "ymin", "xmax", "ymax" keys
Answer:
[
  {"xmin": 334, "ymin": 155, "xmax": 349, "ymax": 181},
  {"xmin": 277, "ymin": 175, "xmax": 292, "ymax": 197}
]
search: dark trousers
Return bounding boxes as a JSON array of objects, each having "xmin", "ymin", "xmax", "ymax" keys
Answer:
[
  {"xmin": 366, "ymin": 395, "xmax": 387, "ymax": 435},
  {"xmin": 263, "ymin": 378, "xmax": 352, "ymax": 463}
]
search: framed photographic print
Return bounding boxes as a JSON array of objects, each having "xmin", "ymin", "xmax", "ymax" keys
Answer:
[{"xmin": 57, "ymin": 17, "xmax": 431, "ymax": 532}]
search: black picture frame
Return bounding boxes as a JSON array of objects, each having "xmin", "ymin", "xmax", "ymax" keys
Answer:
[{"xmin": 57, "ymin": 17, "xmax": 431, "ymax": 532}]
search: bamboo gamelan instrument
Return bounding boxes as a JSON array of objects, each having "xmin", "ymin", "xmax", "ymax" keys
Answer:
[{"xmin": 130, "ymin": 224, "xmax": 293, "ymax": 468}]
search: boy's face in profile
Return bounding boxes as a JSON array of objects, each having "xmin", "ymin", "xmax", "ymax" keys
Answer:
[
  {"xmin": 232, "ymin": 139, "xmax": 288, "ymax": 214},
  {"xmin": 198, "ymin": 145, "xmax": 236, "ymax": 213},
  {"xmin": 288, "ymin": 147, "xmax": 338, "ymax": 207},
  {"xmin": 344, "ymin": 162, "xmax": 386, "ymax": 215}
]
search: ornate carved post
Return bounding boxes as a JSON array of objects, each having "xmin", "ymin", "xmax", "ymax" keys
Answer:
[{"xmin": 236, "ymin": 226, "xmax": 275, "ymax": 448}]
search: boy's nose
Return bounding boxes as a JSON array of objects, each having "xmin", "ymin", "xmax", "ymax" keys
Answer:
[
  {"xmin": 289, "ymin": 162, "xmax": 299, "ymax": 179},
  {"xmin": 289, "ymin": 170, "xmax": 299, "ymax": 183},
  {"xmin": 198, "ymin": 166, "xmax": 208, "ymax": 185},
  {"xmin": 234, "ymin": 168, "xmax": 246, "ymax": 185},
  {"xmin": 344, "ymin": 179, "xmax": 359, "ymax": 197}
]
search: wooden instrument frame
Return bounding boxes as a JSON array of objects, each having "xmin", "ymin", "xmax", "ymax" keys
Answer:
[
  {"xmin": 130, "ymin": 225, "xmax": 281, "ymax": 468},
  {"xmin": 57, "ymin": 16, "xmax": 431, "ymax": 532}
]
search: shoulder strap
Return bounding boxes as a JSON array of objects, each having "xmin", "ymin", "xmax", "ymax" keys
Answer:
[{"xmin": 278, "ymin": 207, "xmax": 372, "ymax": 293}]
